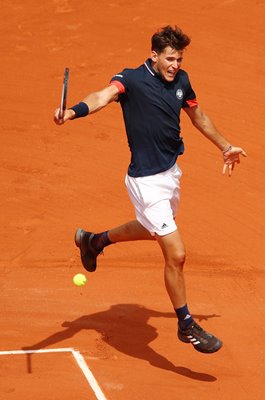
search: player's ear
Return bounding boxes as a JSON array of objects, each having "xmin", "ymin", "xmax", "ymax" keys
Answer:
[{"xmin": 151, "ymin": 50, "xmax": 158, "ymax": 63}]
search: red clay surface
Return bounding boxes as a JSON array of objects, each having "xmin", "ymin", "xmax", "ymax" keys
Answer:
[{"xmin": 1, "ymin": 1, "xmax": 265, "ymax": 399}]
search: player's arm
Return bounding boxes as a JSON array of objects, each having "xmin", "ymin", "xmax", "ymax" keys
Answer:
[
  {"xmin": 183, "ymin": 104, "xmax": 247, "ymax": 176},
  {"xmin": 54, "ymin": 84, "xmax": 119, "ymax": 124}
]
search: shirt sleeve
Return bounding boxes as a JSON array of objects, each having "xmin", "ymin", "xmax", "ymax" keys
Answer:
[
  {"xmin": 182, "ymin": 72, "xmax": 198, "ymax": 108},
  {"xmin": 109, "ymin": 79, "xmax": 126, "ymax": 94},
  {"xmin": 109, "ymin": 69, "xmax": 130, "ymax": 95}
]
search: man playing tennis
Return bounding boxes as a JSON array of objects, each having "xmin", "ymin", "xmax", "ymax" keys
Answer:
[{"xmin": 54, "ymin": 26, "xmax": 246, "ymax": 353}]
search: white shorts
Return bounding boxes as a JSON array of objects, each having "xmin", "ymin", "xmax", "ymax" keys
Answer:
[{"xmin": 125, "ymin": 163, "xmax": 182, "ymax": 236}]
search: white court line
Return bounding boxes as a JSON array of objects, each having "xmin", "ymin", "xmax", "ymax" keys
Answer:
[
  {"xmin": 0, "ymin": 348, "xmax": 107, "ymax": 400},
  {"xmin": 0, "ymin": 348, "xmax": 73, "ymax": 355},
  {"xmin": 72, "ymin": 350, "xmax": 107, "ymax": 400}
]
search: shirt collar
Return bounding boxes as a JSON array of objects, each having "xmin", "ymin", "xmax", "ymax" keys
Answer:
[
  {"xmin": 144, "ymin": 58, "xmax": 159, "ymax": 78},
  {"xmin": 144, "ymin": 58, "xmax": 178, "ymax": 84}
]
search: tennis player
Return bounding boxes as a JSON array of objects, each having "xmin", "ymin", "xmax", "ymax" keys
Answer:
[{"xmin": 54, "ymin": 26, "xmax": 246, "ymax": 353}]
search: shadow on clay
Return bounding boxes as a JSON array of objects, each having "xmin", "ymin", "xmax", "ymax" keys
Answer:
[{"xmin": 22, "ymin": 304, "xmax": 221, "ymax": 382}]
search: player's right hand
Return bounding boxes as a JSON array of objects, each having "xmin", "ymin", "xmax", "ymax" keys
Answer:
[{"xmin": 53, "ymin": 108, "xmax": 75, "ymax": 125}]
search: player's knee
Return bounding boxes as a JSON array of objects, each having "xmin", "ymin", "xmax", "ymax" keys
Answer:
[
  {"xmin": 166, "ymin": 250, "xmax": 186, "ymax": 270},
  {"xmin": 175, "ymin": 251, "xmax": 186, "ymax": 268}
]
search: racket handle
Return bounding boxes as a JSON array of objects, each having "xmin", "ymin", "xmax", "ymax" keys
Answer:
[{"xmin": 59, "ymin": 67, "xmax": 69, "ymax": 122}]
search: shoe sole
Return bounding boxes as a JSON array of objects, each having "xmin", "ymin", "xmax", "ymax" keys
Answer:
[
  {"xmin": 194, "ymin": 340, "xmax": 223, "ymax": 354},
  {"xmin": 74, "ymin": 228, "xmax": 83, "ymax": 248}
]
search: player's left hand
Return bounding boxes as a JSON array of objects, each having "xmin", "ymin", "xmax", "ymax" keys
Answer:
[{"xmin": 222, "ymin": 146, "xmax": 247, "ymax": 176}]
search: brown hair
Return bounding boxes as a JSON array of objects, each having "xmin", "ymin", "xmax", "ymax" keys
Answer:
[{"xmin": 151, "ymin": 25, "xmax": 191, "ymax": 53}]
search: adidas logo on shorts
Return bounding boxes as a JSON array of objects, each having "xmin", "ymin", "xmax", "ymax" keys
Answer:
[{"xmin": 161, "ymin": 223, "xmax": 168, "ymax": 229}]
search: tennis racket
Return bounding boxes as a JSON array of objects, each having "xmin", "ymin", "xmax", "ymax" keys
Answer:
[{"xmin": 59, "ymin": 67, "xmax": 69, "ymax": 122}]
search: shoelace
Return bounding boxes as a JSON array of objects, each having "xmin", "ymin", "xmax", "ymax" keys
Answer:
[{"xmin": 187, "ymin": 323, "xmax": 203, "ymax": 336}]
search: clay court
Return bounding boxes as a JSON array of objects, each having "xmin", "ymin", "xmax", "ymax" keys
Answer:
[{"xmin": 1, "ymin": 1, "xmax": 265, "ymax": 399}]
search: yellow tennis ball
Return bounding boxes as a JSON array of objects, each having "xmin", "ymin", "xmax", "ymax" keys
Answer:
[{"xmin": 73, "ymin": 273, "xmax": 87, "ymax": 287}]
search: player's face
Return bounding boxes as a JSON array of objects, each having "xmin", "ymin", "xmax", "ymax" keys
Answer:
[{"xmin": 151, "ymin": 47, "xmax": 183, "ymax": 82}]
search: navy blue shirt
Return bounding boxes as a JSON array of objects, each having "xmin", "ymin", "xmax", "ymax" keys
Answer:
[{"xmin": 110, "ymin": 59, "xmax": 197, "ymax": 177}]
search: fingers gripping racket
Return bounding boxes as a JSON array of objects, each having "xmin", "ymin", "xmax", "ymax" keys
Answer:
[{"xmin": 59, "ymin": 67, "xmax": 69, "ymax": 122}]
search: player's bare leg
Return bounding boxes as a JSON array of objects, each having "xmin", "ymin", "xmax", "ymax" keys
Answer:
[
  {"xmin": 156, "ymin": 230, "xmax": 222, "ymax": 353},
  {"xmin": 155, "ymin": 229, "xmax": 187, "ymax": 309},
  {"xmin": 108, "ymin": 220, "xmax": 155, "ymax": 242},
  {"xmin": 74, "ymin": 220, "xmax": 154, "ymax": 272}
]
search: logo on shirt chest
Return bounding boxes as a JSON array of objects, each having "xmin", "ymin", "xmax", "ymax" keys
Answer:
[{"xmin": 176, "ymin": 89, "xmax": 183, "ymax": 100}]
